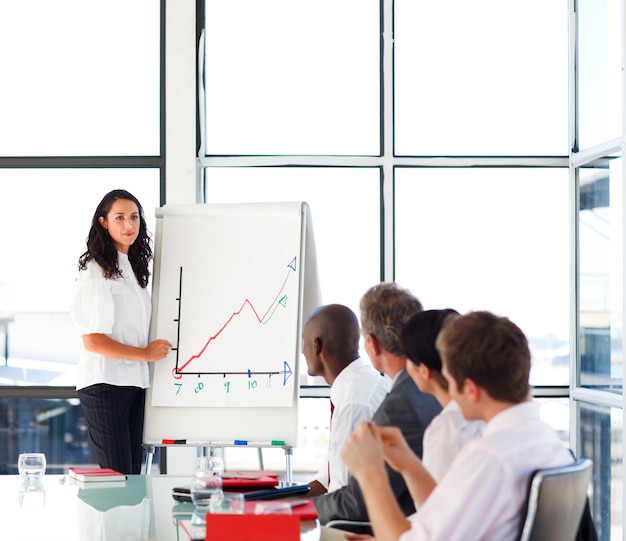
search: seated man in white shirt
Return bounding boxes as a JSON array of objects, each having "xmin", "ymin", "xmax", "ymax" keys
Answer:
[
  {"xmin": 341, "ymin": 310, "xmax": 574, "ymax": 541},
  {"xmin": 302, "ymin": 304, "xmax": 391, "ymax": 496}
]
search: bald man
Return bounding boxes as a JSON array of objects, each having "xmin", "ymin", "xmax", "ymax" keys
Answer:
[
  {"xmin": 313, "ymin": 283, "xmax": 442, "ymax": 526},
  {"xmin": 302, "ymin": 304, "xmax": 391, "ymax": 496}
]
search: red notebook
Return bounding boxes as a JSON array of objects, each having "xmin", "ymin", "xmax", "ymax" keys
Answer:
[
  {"xmin": 222, "ymin": 471, "xmax": 279, "ymax": 489},
  {"xmin": 68, "ymin": 467, "xmax": 127, "ymax": 482}
]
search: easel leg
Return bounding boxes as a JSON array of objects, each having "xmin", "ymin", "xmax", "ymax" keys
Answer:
[
  {"xmin": 257, "ymin": 447, "xmax": 264, "ymax": 470},
  {"xmin": 284, "ymin": 446, "xmax": 293, "ymax": 485},
  {"xmin": 143, "ymin": 445, "xmax": 156, "ymax": 475}
]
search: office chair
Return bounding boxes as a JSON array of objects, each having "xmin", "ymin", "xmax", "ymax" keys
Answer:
[
  {"xmin": 325, "ymin": 519, "xmax": 373, "ymax": 536},
  {"xmin": 517, "ymin": 458, "xmax": 594, "ymax": 541},
  {"xmin": 327, "ymin": 459, "xmax": 595, "ymax": 541}
]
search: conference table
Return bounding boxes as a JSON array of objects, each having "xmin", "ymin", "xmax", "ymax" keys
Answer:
[{"xmin": 0, "ymin": 474, "xmax": 348, "ymax": 541}]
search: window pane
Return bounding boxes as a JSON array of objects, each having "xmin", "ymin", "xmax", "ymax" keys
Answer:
[
  {"xmin": 578, "ymin": 157, "xmax": 623, "ymax": 392},
  {"xmin": 203, "ymin": 0, "xmax": 380, "ymax": 155},
  {"xmin": 0, "ymin": 397, "xmax": 95, "ymax": 473},
  {"xmin": 0, "ymin": 170, "xmax": 160, "ymax": 385},
  {"xmin": 0, "ymin": 0, "xmax": 160, "ymax": 156},
  {"xmin": 203, "ymin": 167, "xmax": 381, "ymax": 382},
  {"xmin": 578, "ymin": 401, "xmax": 622, "ymax": 540},
  {"xmin": 577, "ymin": 0, "xmax": 622, "ymax": 150},
  {"xmin": 394, "ymin": 0, "xmax": 568, "ymax": 156},
  {"xmin": 538, "ymin": 397, "xmax": 570, "ymax": 447},
  {"xmin": 395, "ymin": 168, "xmax": 569, "ymax": 386}
]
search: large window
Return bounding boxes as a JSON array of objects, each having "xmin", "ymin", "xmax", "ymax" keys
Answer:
[
  {"xmin": 578, "ymin": 157, "xmax": 623, "ymax": 393},
  {"xmin": 578, "ymin": 400, "xmax": 623, "ymax": 540},
  {"xmin": 0, "ymin": 172, "xmax": 160, "ymax": 385},
  {"xmin": 0, "ymin": 0, "xmax": 162, "ymax": 470},
  {"xmin": 199, "ymin": 0, "xmax": 576, "ymax": 488},
  {"xmin": 576, "ymin": 0, "xmax": 622, "ymax": 150},
  {"xmin": 394, "ymin": 0, "xmax": 568, "ymax": 156},
  {"xmin": 395, "ymin": 167, "xmax": 570, "ymax": 387},
  {"xmin": 0, "ymin": 0, "xmax": 160, "ymax": 157},
  {"xmin": 201, "ymin": 0, "xmax": 570, "ymax": 384},
  {"xmin": 0, "ymin": 0, "xmax": 162, "ymax": 383},
  {"xmin": 1, "ymin": 2, "xmax": 624, "ymax": 537},
  {"xmin": 571, "ymin": 0, "xmax": 624, "ymax": 538},
  {"xmin": 203, "ymin": 0, "xmax": 380, "ymax": 155}
]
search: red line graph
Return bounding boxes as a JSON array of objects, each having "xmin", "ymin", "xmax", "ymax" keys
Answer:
[{"xmin": 176, "ymin": 257, "xmax": 296, "ymax": 373}]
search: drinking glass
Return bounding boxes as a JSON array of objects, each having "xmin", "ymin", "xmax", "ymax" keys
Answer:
[
  {"xmin": 191, "ymin": 455, "xmax": 224, "ymax": 513},
  {"xmin": 195, "ymin": 455, "xmax": 224, "ymax": 476},
  {"xmin": 209, "ymin": 491, "xmax": 245, "ymax": 514},
  {"xmin": 17, "ymin": 453, "xmax": 46, "ymax": 481},
  {"xmin": 190, "ymin": 473, "xmax": 223, "ymax": 511}
]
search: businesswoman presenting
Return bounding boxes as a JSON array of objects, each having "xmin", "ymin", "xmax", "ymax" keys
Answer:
[{"xmin": 71, "ymin": 189, "xmax": 171, "ymax": 474}]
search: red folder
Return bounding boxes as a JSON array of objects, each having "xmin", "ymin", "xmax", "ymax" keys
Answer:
[
  {"xmin": 221, "ymin": 471, "xmax": 279, "ymax": 489},
  {"xmin": 228, "ymin": 470, "xmax": 279, "ymax": 479},
  {"xmin": 205, "ymin": 514, "xmax": 300, "ymax": 541}
]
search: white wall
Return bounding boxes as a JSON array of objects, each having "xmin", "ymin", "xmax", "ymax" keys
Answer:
[
  {"xmin": 165, "ymin": 0, "xmax": 197, "ymax": 205},
  {"xmin": 163, "ymin": 0, "xmax": 201, "ymax": 472}
]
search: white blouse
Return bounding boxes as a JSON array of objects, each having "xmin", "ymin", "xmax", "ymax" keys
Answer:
[
  {"xmin": 70, "ymin": 253, "xmax": 152, "ymax": 390},
  {"xmin": 422, "ymin": 399, "xmax": 485, "ymax": 482}
]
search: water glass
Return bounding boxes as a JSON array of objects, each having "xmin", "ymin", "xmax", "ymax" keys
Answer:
[
  {"xmin": 183, "ymin": 455, "xmax": 225, "ymax": 538},
  {"xmin": 190, "ymin": 473, "xmax": 223, "ymax": 511},
  {"xmin": 191, "ymin": 454, "xmax": 224, "ymax": 513},
  {"xmin": 17, "ymin": 453, "xmax": 46, "ymax": 481},
  {"xmin": 195, "ymin": 455, "xmax": 224, "ymax": 476},
  {"xmin": 209, "ymin": 491, "xmax": 245, "ymax": 514}
]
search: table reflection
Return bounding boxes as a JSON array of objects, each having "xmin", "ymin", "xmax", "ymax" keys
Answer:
[
  {"xmin": 18, "ymin": 478, "xmax": 46, "ymax": 509},
  {"xmin": 0, "ymin": 475, "xmax": 326, "ymax": 541},
  {"xmin": 77, "ymin": 476, "xmax": 150, "ymax": 540}
]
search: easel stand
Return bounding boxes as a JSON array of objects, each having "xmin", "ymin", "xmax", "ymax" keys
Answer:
[
  {"xmin": 143, "ymin": 204, "xmax": 321, "ymax": 484},
  {"xmin": 143, "ymin": 443, "xmax": 294, "ymax": 484}
]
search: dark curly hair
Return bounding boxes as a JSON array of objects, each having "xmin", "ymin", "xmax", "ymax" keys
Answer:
[{"xmin": 78, "ymin": 189, "xmax": 152, "ymax": 288}]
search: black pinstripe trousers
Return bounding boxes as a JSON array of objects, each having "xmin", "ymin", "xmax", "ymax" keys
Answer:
[{"xmin": 77, "ymin": 383, "xmax": 146, "ymax": 474}]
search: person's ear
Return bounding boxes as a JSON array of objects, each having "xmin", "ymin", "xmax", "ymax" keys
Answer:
[
  {"xmin": 98, "ymin": 216, "xmax": 108, "ymax": 230},
  {"xmin": 464, "ymin": 378, "xmax": 481, "ymax": 402},
  {"xmin": 314, "ymin": 337, "xmax": 322, "ymax": 356},
  {"xmin": 367, "ymin": 334, "xmax": 381, "ymax": 356},
  {"xmin": 419, "ymin": 364, "xmax": 431, "ymax": 380}
]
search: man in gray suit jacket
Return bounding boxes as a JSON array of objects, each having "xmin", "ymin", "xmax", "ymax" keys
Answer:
[{"xmin": 313, "ymin": 283, "xmax": 442, "ymax": 524}]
